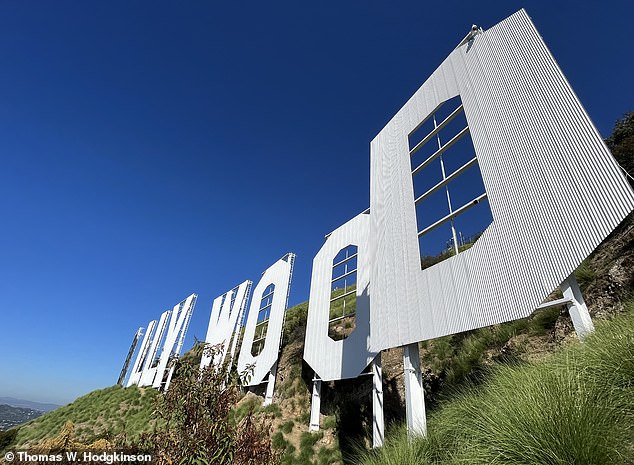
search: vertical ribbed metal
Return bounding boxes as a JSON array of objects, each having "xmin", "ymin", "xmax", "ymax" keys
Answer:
[
  {"xmin": 303, "ymin": 213, "xmax": 376, "ymax": 381},
  {"xmin": 200, "ymin": 280, "xmax": 252, "ymax": 371},
  {"xmin": 139, "ymin": 310, "xmax": 170, "ymax": 386},
  {"xmin": 369, "ymin": 9, "xmax": 634, "ymax": 351},
  {"xmin": 237, "ymin": 254, "xmax": 294, "ymax": 386},
  {"xmin": 126, "ymin": 320, "xmax": 156, "ymax": 387},
  {"xmin": 152, "ymin": 294, "xmax": 197, "ymax": 389}
]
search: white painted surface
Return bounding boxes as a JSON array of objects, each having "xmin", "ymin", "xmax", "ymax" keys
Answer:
[
  {"xmin": 237, "ymin": 255, "xmax": 294, "ymax": 386},
  {"xmin": 118, "ymin": 327, "xmax": 143, "ymax": 386},
  {"xmin": 561, "ymin": 275, "xmax": 594, "ymax": 339},
  {"xmin": 372, "ymin": 354, "xmax": 385, "ymax": 448},
  {"xmin": 152, "ymin": 293, "xmax": 197, "ymax": 389},
  {"xmin": 200, "ymin": 280, "xmax": 252, "ymax": 371},
  {"xmin": 126, "ymin": 320, "xmax": 155, "ymax": 387},
  {"xmin": 369, "ymin": 9, "xmax": 634, "ymax": 351},
  {"xmin": 139, "ymin": 310, "xmax": 170, "ymax": 386},
  {"xmin": 309, "ymin": 379, "xmax": 322, "ymax": 432},
  {"xmin": 403, "ymin": 343, "xmax": 427, "ymax": 437},
  {"xmin": 304, "ymin": 213, "xmax": 377, "ymax": 381}
]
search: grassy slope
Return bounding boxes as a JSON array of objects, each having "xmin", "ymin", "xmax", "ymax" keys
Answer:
[
  {"xmin": 4, "ymin": 208, "xmax": 631, "ymax": 464},
  {"xmin": 11, "ymin": 385, "xmax": 159, "ymax": 448},
  {"xmin": 356, "ymin": 302, "xmax": 634, "ymax": 465}
]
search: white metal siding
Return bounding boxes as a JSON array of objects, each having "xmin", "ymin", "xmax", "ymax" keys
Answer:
[
  {"xmin": 138, "ymin": 310, "xmax": 170, "ymax": 386},
  {"xmin": 237, "ymin": 256, "xmax": 293, "ymax": 386},
  {"xmin": 369, "ymin": 9, "xmax": 634, "ymax": 351},
  {"xmin": 152, "ymin": 294, "xmax": 197, "ymax": 388},
  {"xmin": 200, "ymin": 280, "xmax": 252, "ymax": 370},
  {"xmin": 304, "ymin": 213, "xmax": 377, "ymax": 381},
  {"xmin": 126, "ymin": 319, "xmax": 156, "ymax": 387}
]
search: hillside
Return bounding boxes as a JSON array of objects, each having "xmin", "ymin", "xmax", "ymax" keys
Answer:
[
  {"xmin": 9, "ymin": 386, "xmax": 159, "ymax": 448},
  {"xmin": 0, "ymin": 398, "xmax": 59, "ymax": 413},
  {"xmin": 3, "ymin": 113, "xmax": 632, "ymax": 463},
  {"xmin": 358, "ymin": 306, "xmax": 634, "ymax": 465},
  {"xmin": 2, "ymin": 214, "xmax": 632, "ymax": 464},
  {"xmin": 2, "ymin": 212, "xmax": 632, "ymax": 464},
  {"xmin": 0, "ymin": 405, "xmax": 42, "ymax": 431}
]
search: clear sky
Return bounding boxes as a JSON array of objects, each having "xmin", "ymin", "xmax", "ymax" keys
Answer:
[{"xmin": 0, "ymin": 1, "xmax": 632, "ymax": 405}]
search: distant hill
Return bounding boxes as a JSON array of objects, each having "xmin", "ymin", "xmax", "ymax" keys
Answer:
[
  {"xmin": 0, "ymin": 397, "xmax": 60, "ymax": 413},
  {"xmin": 0, "ymin": 405, "xmax": 42, "ymax": 431},
  {"xmin": 11, "ymin": 386, "xmax": 159, "ymax": 448}
]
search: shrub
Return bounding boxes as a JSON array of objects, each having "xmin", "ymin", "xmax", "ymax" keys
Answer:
[
  {"xmin": 134, "ymin": 345, "xmax": 281, "ymax": 465},
  {"xmin": 280, "ymin": 420, "xmax": 294, "ymax": 434},
  {"xmin": 0, "ymin": 428, "xmax": 18, "ymax": 453},
  {"xmin": 355, "ymin": 310, "xmax": 634, "ymax": 465},
  {"xmin": 271, "ymin": 431, "xmax": 288, "ymax": 450},
  {"xmin": 262, "ymin": 403, "xmax": 282, "ymax": 418}
]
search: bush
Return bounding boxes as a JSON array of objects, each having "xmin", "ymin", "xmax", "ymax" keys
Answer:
[
  {"xmin": 271, "ymin": 431, "xmax": 288, "ymax": 450},
  {"xmin": 0, "ymin": 428, "xmax": 18, "ymax": 453},
  {"xmin": 262, "ymin": 403, "xmax": 282, "ymax": 418},
  {"xmin": 606, "ymin": 112, "xmax": 634, "ymax": 187},
  {"xmin": 355, "ymin": 310, "xmax": 634, "ymax": 465},
  {"xmin": 280, "ymin": 420, "xmax": 294, "ymax": 434},
  {"xmin": 134, "ymin": 345, "xmax": 281, "ymax": 465}
]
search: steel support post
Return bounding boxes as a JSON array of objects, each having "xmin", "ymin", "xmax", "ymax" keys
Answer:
[
  {"xmin": 561, "ymin": 274, "xmax": 594, "ymax": 340},
  {"xmin": 403, "ymin": 343, "xmax": 427, "ymax": 437},
  {"xmin": 372, "ymin": 353, "xmax": 385, "ymax": 448},
  {"xmin": 309, "ymin": 377, "xmax": 322, "ymax": 432},
  {"xmin": 263, "ymin": 360, "xmax": 278, "ymax": 406}
]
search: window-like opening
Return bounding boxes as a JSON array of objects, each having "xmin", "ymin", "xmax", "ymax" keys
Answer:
[
  {"xmin": 328, "ymin": 245, "xmax": 358, "ymax": 341},
  {"xmin": 408, "ymin": 96, "xmax": 493, "ymax": 269},
  {"xmin": 251, "ymin": 283, "xmax": 275, "ymax": 356}
]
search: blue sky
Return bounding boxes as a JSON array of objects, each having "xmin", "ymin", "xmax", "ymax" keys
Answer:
[{"xmin": 0, "ymin": 1, "xmax": 632, "ymax": 405}]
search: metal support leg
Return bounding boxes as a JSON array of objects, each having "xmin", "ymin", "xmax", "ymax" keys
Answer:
[
  {"xmin": 309, "ymin": 377, "xmax": 322, "ymax": 432},
  {"xmin": 561, "ymin": 274, "xmax": 594, "ymax": 340},
  {"xmin": 263, "ymin": 361, "xmax": 278, "ymax": 406},
  {"xmin": 403, "ymin": 343, "xmax": 427, "ymax": 437},
  {"xmin": 372, "ymin": 353, "xmax": 385, "ymax": 448}
]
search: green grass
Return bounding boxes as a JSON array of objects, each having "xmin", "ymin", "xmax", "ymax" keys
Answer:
[
  {"xmin": 280, "ymin": 420, "xmax": 294, "ymax": 434},
  {"xmin": 575, "ymin": 258, "xmax": 597, "ymax": 290},
  {"xmin": 355, "ymin": 306, "xmax": 634, "ymax": 465},
  {"xmin": 328, "ymin": 286, "xmax": 357, "ymax": 320},
  {"xmin": 322, "ymin": 415, "xmax": 337, "ymax": 430},
  {"xmin": 420, "ymin": 304, "xmax": 561, "ymax": 391},
  {"xmin": 262, "ymin": 402, "xmax": 282, "ymax": 418},
  {"xmin": 272, "ymin": 431, "xmax": 289, "ymax": 450},
  {"xmin": 229, "ymin": 395, "xmax": 262, "ymax": 425},
  {"xmin": 282, "ymin": 302, "xmax": 309, "ymax": 345},
  {"xmin": 11, "ymin": 385, "xmax": 159, "ymax": 448},
  {"xmin": 316, "ymin": 443, "xmax": 343, "ymax": 465}
]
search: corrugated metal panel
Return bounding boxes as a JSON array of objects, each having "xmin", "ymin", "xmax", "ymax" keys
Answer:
[
  {"xmin": 238, "ymin": 255, "xmax": 293, "ymax": 386},
  {"xmin": 139, "ymin": 310, "xmax": 170, "ymax": 386},
  {"xmin": 368, "ymin": 8, "xmax": 634, "ymax": 351},
  {"xmin": 126, "ymin": 319, "xmax": 156, "ymax": 387},
  {"xmin": 152, "ymin": 294, "xmax": 197, "ymax": 389},
  {"xmin": 200, "ymin": 280, "xmax": 252, "ymax": 370},
  {"xmin": 303, "ymin": 213, "xmax": 377, "ymax": 381}
]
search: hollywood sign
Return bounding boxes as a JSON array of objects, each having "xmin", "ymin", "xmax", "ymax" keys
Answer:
[
  {"xmin": 302, "ymin": 8, "xmax": 634, "ymax": 443},
  {"xmin": 201, "ymin": 253, "xmax": 296, "ymax": 406},
  {"xmin": 119, "ymin": 9, "xmax": 634, "ymax": 445},
  {"xmin": 122, "ymin": 294, "xmax": 196, "ymax": 392}
]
